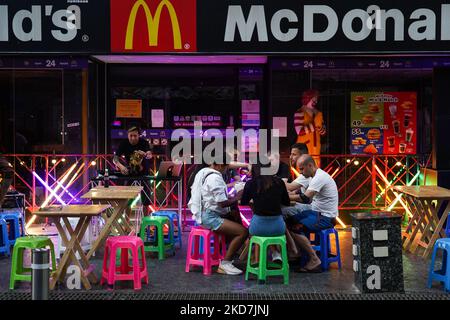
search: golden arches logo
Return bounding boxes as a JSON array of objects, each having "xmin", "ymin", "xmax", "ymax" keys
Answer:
[{"xmin": 125, "ymin": 0, "xmax": 182, "ymax": 50}]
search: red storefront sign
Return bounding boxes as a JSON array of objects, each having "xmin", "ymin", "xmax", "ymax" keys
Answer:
[{"xmin": 110, "ymin": 0, "xmax": 197, "ymax": 53}]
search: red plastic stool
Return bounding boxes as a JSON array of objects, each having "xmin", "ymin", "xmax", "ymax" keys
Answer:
[
  {"xmin": 185, "ymin": 226, "xmax": 226, "ymax": 275},
  {"xmin": 101, "ymin": 236, "xmax": 149, "ymax": 290}
]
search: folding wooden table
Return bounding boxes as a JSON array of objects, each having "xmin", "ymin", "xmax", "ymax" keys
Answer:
[
  {"xmin": 81, "ymin": 186, "xmax": 143, "ymax": 259},
  {"xmin": 32, "ymin": 204, "xmax": 111, "ymax": 290},
  {"xmin": 394, "ymin": 186, "xmax": 450, "ymax": 258}
]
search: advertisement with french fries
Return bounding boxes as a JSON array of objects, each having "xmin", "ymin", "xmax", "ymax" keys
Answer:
[{"xmin": 350, "ymin": 92, "xmax": 417, "ymax": 155}]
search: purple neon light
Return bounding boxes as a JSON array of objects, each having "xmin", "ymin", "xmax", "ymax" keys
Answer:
[
  {"xmin": 32, "ymin": 171, "xmax": 66, "ymax": 205},
  {"xmin": 92, "ymin": 55, "xmax": 268, "ymax": 64},
  {"xmin": 46, "ymin": 173, "xmax": 77, "ymax": 200}
]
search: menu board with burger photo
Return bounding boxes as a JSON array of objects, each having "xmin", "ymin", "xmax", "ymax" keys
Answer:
[{"xmin": 350, "ymin": 92, "xmax": 417, "ymax": 155}]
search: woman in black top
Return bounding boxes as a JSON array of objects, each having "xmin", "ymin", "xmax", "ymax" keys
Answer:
[{"xmin": 241, "ymin": 164, "xmax": 290, "ymax": 236}]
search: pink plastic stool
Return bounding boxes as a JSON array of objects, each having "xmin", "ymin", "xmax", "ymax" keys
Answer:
[
  {"xmin": 185, "ymin": 226, "xmax": 226, "ymax": 275},
  {"xmin": 100, "ymin": 236, "xmax": 149, "ymax": 290}
]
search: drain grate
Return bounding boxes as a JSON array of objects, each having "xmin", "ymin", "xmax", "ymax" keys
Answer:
[{"xmin": 0, "ymin": 291, "xmax": 449, "ymax": 301}]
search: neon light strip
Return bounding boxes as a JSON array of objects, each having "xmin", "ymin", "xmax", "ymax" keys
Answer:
[
  {"xmin": 330, "ymin": 167, "xmax": 340, "ymax": 179},
  {"xmin": 131, "ymin": 195, "xmax": 141, "ymax": 208},
  {"xmin": 387, "ymin": 171, "xmax": 420, "ymax": 212},
  {"xmin": 26, "ymin": 172, "xmax": 67, "ymax": 230},
  {"xmin": 374, "ymin": 165, "xmax": 412, "ymax": 216},
  {"xmin": 228, "ymin": 175, "xmax": 248, "ymax": 195},
  {"xmin": 33, "ymin": 172, "xmax": 66, "ymax": 206},
  {"xmin": 335, "ymin": 217, "xmax": 346, "ymax": 229},
  {"xmin": 41, "ymin": 163, "xmax": 77, "ymax": 207},
  {"xmin": 375, "ymin": 166, "xmax": 405, "ymax": 201},
  {"xmin": 290, "ymin": 167, "xmax": 300, "ymax": 178}
]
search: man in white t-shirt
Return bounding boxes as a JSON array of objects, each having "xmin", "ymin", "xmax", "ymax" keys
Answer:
[{"xmin": 286, "ymin": 154, "xmax": 339, "ymax": 272}]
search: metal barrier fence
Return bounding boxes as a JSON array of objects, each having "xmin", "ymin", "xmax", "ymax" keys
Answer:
[{"xmin": 1, "ymin": 153, "xmax": 430, "ymax": 225}]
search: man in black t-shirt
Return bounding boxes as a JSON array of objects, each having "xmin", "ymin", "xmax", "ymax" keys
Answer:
[
  {"xmin": 268, "ymin": 151, "xmax": 290, "ymax": 182},
  {"xmin": 113, "ymin": 127, "xmax": 153, "ymax": 176},
  {"xmin": 113, "ymin": 127, "xmax": 153, "ymax": 213}
]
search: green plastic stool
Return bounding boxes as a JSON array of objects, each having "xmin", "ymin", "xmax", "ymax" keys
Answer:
[
  {"xmin": 245, "ymin": 235, "xmax": 289, "ymax": 285},
  {"xmin": 139, "ymin": 216, "xmax": 174, "ymax": 260},
  {"xmin": 10, "ymin": 236, "xmax": 57, "ymax": 289}
]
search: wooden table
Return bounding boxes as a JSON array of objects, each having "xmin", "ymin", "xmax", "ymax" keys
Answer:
[
  {"xmin": 32, "ymin": 204, "xmax": 111, "ymax": 290},
  {"xmin": 394, "ymin": 186, "xmax": 450, "ymax": 258},
  {"xmin": 81, "ymin": 186, "xmax": 143, "ymax": 259}
]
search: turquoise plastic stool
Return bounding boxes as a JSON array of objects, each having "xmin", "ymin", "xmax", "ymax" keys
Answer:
[
  {"xmin": 0, "ymin": 219, "xmax": 10, "ymax": 256},
  {"xmin": 152, "ymin": 211, "xmax": 182, "ymax": 249},
  {"xmin": 428, "ymin": 238, "xmax": 450, "ymax": 292}
]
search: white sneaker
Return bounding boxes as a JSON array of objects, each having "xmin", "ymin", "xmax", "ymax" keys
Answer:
[
  {"xmin": 217, "ymin": 261, "xmax": 243, "ymax": 275},
  {"xmin": 271, "ymin": 251, "xmax": 282, "ymax": 263}
]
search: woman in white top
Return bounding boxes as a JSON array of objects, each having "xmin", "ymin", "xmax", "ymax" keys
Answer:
[{"xmin": 189, "ymin": 152, "xmax": 248, "ymax": 275}]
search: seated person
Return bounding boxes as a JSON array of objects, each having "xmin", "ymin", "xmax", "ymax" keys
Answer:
[
  {"xmin": 282, "ymin": 143, "xmax": 312, "ymax": 218},
  {"xmin": 223, "ymin": 148, "xmax": 250, "ymax": 188},
  {"xmin": 240, "ymin": 163, "xmax": 290, "ymax": 263},
  {"xmin": 287, "ymin": 154, "xmax": 339, "ymax": 272},
  {"xmin": 0, "ymin": 156, "xmax": 13, "ymax": 207},
  {"xmin": 113, "ymin": 126, "xmax": 153, "ymax": 214},
  {"xmin": 241, "ymin": 163, "xmax": 289, "ymax": 237},
  {"xmin": 267, "ymin": 150, "xmax": 290, "ymax": 182},
  {"xmin": 188, "ymin": 151, "xmax": 248, "ymax": 275}
]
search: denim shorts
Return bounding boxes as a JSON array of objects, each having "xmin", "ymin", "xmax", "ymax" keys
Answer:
[
  {"xmin": 249, "ymin": 215, "xmax": 285, "ymax": 237},
  {"xmin": 200, "ymin": 209, "xmax": 224, "ymax": 231}
]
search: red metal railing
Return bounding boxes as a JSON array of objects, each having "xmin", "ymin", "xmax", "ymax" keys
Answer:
[{"xmin": 2, "ymin": 153, "xmax": 428, "ymax": 218}]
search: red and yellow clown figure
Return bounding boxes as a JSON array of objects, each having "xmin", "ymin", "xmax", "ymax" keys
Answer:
[{"xmin": 294, "ymin": 89, "xmax": 326, "ymax": 167}]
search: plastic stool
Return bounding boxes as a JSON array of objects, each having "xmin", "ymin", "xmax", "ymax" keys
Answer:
[
  {"xmin": 9, "ymin": 236, "xmax": 57, "ymax": 289},
  {"xmin": 101, "ymin": 236, "xmax": 148, "ymax": 290},
  {"xmin": 428, "ymin": 238, "xmax": 450, "ymax": 292},
  {"xmin": 308, "ymin": 228, "xmax": 342, "ymax": 271},
  {"xmin": 0, "ymin": 219, "xmax": 10, "ymax": 256},
  {"xmin": 185, "ymin": 226, "xmax": 226, "ymax": 275},
  {"xmin": 139, "ymin": 216, "xmax": 174, "ymax": 260},
  {"xmin": 152, "ymin": 211, "xmax": 182, "ymax": 249},
  {"xmin": 0, "ymin": 213, "xmax": 21, "ymax": 245},
  {"xmin": 194, "ymin": 222, "xmax": 225, "ymax": 258},
  {"xmin": 245, "ymin": 235, "xmax": 289, "ymax": 284}
]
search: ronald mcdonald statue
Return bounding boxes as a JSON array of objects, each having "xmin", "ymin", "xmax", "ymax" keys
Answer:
[{"xmin": 294, "ymin": 89, "xmax": 326, "ymax": 166}]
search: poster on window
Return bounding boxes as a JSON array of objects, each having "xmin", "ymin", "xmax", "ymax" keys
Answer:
[{"xmin": 350, "ymin": 92, "xmax": 417, "ymax": 155}]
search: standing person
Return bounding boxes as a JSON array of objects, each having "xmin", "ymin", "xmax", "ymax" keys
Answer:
[
  {"xmin": 0, "ymin": 156, "xmax": 13, "ymax": 207},
  {"xmin": 287, "ymin": 154, "xmax": 339, "ymax": 272},
  {"xmin": 113, "ymin": 126, "xmax": 153, "ymax": 214},
  {"xmin": 294, "ymin": 90, "xmax": 326, "ymax": 167},
  {"xmin": 188, "ymin": 152, "xmax": 248, "ymax": 275}
]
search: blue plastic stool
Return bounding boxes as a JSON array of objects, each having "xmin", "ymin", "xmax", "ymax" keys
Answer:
[
  {"xmin": 428, "ymin": 238, "xmax": 450, "ymax": 292},
  {"xmin": 0, "ymin": 213, "xmax": 22, "ymax": 245},
  {"xmin": 305, "ymin": 228, "xmax": 342, "ymax": 271},
  {"xmin": 0, "ymin": 219, "xmax": 10, "ymax": 256},
  {"xmin": 153, "ymin": 211, "xmax": 182, "ymax": 249}
]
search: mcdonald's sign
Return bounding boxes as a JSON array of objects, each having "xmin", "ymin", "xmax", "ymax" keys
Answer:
[{"xmin": 111, "ymin": 0, "xmax": 196, "ymax": 52}]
